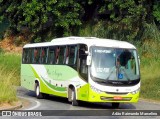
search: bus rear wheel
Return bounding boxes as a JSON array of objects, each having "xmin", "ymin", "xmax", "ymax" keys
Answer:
[
  {"xmin": 112, "ymin": 103, "xmax": 120, "ymax": 108},
  {"xmin": 35, "ymin": 83, "xmax": 44, "ymax": 99},
  {"xmin": 70, "ymin": 88, "xmax": 79, "ymax": 106}
]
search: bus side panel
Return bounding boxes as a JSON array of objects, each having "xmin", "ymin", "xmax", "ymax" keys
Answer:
[
  {"xmin": 37, "ymin": 75, "xmax": 68, "ymax": 98},
  {"xmin": 21, "ymin": 64, "xmax": 35, "ymax": 91},
  {"xmin": 38, "ymin": 65, "xmax": 88, "ymax": 99},
  {"xmin": 21, "ymin": 64, "xmax": 88, "ymax": 99},
  {"xmin": 30, "ymin": 64, "xmax": 68, "ymax": 97},
  {"xmin": 77, "ymin": 83, "xmax": 89, "ymax": 101}
]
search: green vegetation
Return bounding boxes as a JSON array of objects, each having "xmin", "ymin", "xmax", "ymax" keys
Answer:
[
  {"xmin": 0, "ymin": 53, "xmax": 21, "ymax": 103},
  {"xmin": 141, "ymin": 60, "xmax": 160, "ymax": 100},
  {"xmin": 0, "ymin": 53, "xmax": 21, "ymax": 84},
  {"xmin": 0, "ymin": 66, "xmax": 17, "ymax": 104},
  {"xmin": 0, "ymin": 19, "xmax": 9, "ymax": 39},
  {"xmin": 140, "ymin": 41, "xmax": 160, "ymax": 100},
  {"xmin": 0, "ymin": 0, "xmax": 82, "ymax": 42}
]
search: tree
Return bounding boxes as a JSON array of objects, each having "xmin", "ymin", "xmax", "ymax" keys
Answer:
[
  {"xmin": 0, "ymin": 0, "xmax": 82, "ymax": 42},
  {"xmin": 153, "ymin": 0, "xmax": 160, "ymax": 28},
  {"xmin": 99, "ymin": 0, "xmax": 147, "ymax": 41},
  {"xmin": 0, "ymin": 0, "xmax": 159, "ymax": 42}
]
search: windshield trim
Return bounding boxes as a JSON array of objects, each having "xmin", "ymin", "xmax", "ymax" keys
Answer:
[{"xmin": 90, "ymin": 73, "xmax": 140, "ymax": 86}]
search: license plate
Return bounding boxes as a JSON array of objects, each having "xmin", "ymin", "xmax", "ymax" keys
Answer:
[{"xmin": 114, "ymin": 96, "xmax": 122, "ymax": 100}]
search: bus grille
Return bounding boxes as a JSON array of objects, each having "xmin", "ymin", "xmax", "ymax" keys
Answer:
[
  {"xmin": 100, "ymin": 96, "xmax": 132, "ymax": 101},
  {"xmin": 105, "ymin": 92, "xmax": 128, "ymax": 95}
]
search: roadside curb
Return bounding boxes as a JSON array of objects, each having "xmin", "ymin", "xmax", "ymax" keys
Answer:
[{"xmin": 0, "ymin": 101, "xmax": 22, "ymax": 110}]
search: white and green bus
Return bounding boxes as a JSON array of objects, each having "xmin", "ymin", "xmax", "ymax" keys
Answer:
[{"xmin": 21, "ymin": 36, "xmax": 140, "ymax": 108}]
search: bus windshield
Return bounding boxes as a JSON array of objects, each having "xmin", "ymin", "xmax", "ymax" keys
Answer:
[{"xmin": 90, "ymin": 46, "xmax": 140, "ymax": 85}]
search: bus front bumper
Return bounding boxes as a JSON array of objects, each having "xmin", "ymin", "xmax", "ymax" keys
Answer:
[{"xmin": 87, "ymin": 89, "xmax": 140, "ymax": 103}]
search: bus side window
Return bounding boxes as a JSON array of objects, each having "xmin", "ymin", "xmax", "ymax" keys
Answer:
[
  {"xmin": 64, "ymin": 46, "xmax": 70, "ymax": 64},
  {"xmin": 34, "ymin": 49, "xmax": 37, "ymax": 63},
  {"xmin": 27, "ymin": 48, "xmax": 33, "ymax": 64},
  {"xmin": 79, "ymin": 44, "xmax": 88, "ymax": 81},
  {"xmin": 41, "ymin": 48, "xmax": 45, "ymax": 64},
  {"xmin": 48, "ymin": 47, "xmax": 55, "ymax": 64},
  {"xmin": 58, "ymin": 46, "xmax": 65, "ymax": 64},
  {"xmin": 24, "ymin": 49, "xmax": 28, "ymax": 63},
  {"xmin": 68, "ymin": 45, "xmax": 77, "ymax": 66},
  {"xmin": 55, "ymin": 47, "xmax": 60, "ymax": 64},
  {"xmin": 26, "ymin": 48, "xmax": 32, "ymax": 64},
  {"xmin": 41, "ymin": 47, "xmax": 48, "ymax": 64},
  {"xmin": 22, "ymin": 49, "xmax": 27, "ymax": 63},
  {"xmin": 31, "ymin": 48, "xmax": 34, "ymax": 63},
  {"xmin": 34, "ymin": 48, "xmax": 40, "ymax": 64}
]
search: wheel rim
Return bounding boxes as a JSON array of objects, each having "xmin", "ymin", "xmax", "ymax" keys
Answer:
[
  {"xmin": 36, "ymin": 85, "xmax": 40, "ymax": 96},
  {"xmin": 71, "ymin": 90, "xmax": 74, "ymax": 101}
]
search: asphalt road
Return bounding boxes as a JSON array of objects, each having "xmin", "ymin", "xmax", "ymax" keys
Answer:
[
  {"xmin": 17, "ymin": 87, "xmax": 160, "ymax": 110},
  {"xmin": 1, "ymin": 87, "xmax": 160, "ymax": 119}
]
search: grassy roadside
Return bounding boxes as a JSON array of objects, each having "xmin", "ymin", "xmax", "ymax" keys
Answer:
[
  {"xmin": 140, "ymin": 60, "xmax": 160, "ymax": 101},
  {"xmin": 0, "ymin": 53, "xmax": 21, "ymax": 83},
  {"xmin": 0, "ymin": 67, "xmax": 17, "ymax": 104},
  {"xmin": 0, "ymin": 52, "xmax": 21, "ymax": 104},
  {"xmin": 138, "ymin": 40, "xmax": 160, "ymax": 101}
]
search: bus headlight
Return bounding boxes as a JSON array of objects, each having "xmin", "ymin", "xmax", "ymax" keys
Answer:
[
  {"xmin": 131, "ymin": 88, "xmax": 140, "ymax": 95},
  {"xmin": 90, "ymin": 85, "xmax": 102, "ymax": 94}
]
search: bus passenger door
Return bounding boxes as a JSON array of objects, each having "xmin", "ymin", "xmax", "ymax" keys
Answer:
[{"xmin": 78, "ymin": 44, "xmax": 89, "ymax": 101}]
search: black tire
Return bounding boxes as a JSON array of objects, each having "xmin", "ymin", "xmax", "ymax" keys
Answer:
[
  {"xmin": 35, "ymin": 83, "xmax": 44, "ymax": 99},
  {"xmin": 44, "ymin": 94, "xmax": 49, "ymax": 99},
  {"xmin": 71, "ymin": 88, "xmax": 79, "ymax": 106},
  {"xmin": 112, "ymin": 103, "xmax": 120, "ymax": 108}
]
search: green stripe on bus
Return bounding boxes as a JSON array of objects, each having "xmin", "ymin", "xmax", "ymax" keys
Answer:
[{"xmin": 43, "ymin": 78, "xmax": 67, "ymax": 92}]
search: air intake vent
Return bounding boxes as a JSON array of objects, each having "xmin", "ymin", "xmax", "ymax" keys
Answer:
[{"xmin": 106, "ymin": 92, "xmax": 128, "ymax": 95}]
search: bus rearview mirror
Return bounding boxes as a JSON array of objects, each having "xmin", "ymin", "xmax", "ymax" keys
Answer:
[
  {"xmin": 85, "ymin": 51, "xmax": 89, "ymax": 55},
  {"xmin": 87, "ymin": 56, "xmax": 91, "ymax": 65}
]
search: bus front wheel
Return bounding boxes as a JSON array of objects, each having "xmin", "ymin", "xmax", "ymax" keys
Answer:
[
  {"xmin": 35, "ymin": 83, "xmax": 44, "ymax": 99},
  {"xmin": 70, "ymin": 88, "xmax": 79, "ymax": 106}
]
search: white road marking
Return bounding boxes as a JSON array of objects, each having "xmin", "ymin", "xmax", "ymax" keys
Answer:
[
  {"xmin": 25, "ymin": 100, "xmax": 41, "ymax": 110},
  {"xmin": 18, "ymin": 96, "xmax": 41, "ymax": 110}
]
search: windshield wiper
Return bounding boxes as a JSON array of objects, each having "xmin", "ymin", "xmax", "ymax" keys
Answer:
[
  {"xmin": 91, "ymin": 75, "xmax": 107, "ymax": 83},
  {"xmin": 93, "ymin": 77, "xmax": 108, "ymax": 84},
  {"xmin": 106, "ymin": 67, "xmax": 115, "ymax": 81},
  {"xmin": 121, "ymin": 69, "xmax": 129, "ymax": 80}
]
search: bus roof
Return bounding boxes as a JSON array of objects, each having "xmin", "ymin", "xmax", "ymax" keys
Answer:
[{"xmin": 23, "ymin": 36, "xmax": 136, "ymax": 49}]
